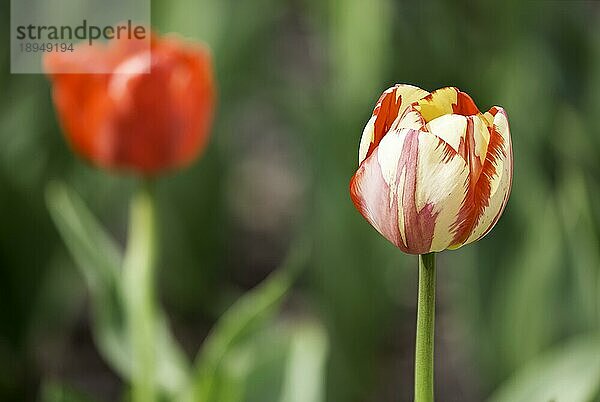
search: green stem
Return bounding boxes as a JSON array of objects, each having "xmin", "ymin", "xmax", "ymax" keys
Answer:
[
  {"xmin": 414, "ymin": 253, "xmax": 436, "ymax": 402},
  {"xmin": 123, "ymin": 182, "xmax": 157, "ymax": 402}
]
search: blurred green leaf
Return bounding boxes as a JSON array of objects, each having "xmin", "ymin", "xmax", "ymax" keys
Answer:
[
  {"xmin": 234, "ymin": 324, "xmax": 290, "ymax": 402},
  {"xmin": 488, "ymin": 334, "xmax": 600, "ymax": 402},
  {"xmin": 45, "ymin": 182, "xmax": 189, "ymax": 397},
  {"xmin": 556, "ymin": 168, "xmax": 600, "ymax": 330},
  {"xmin": 215, "ymin": 346, "xmax": 254, "ymax": 402},
  {"xmin": 492, "ymin": 198, "xmax": 564, "ymax": 375},
  {"xmin": 213, "ymin": 318, "xmax": 328, "ymax": 402},
  {"xmin": 279, "ymin": 320, "xmax": 329, "ymax": 402},
  {"xmin": 187, "ymin": 238, "xmax": 310, "ymax": 402},
  {"xmin": 329, "ymin": 0, "xmax": 392, "ymax": 112},
  {"xmin": 40, "ymin": 381, "xmax": 100, "ymax": 402},
  {"xmin": 45, "ymin": 181, "xmax": 128, "ymax": 372}
]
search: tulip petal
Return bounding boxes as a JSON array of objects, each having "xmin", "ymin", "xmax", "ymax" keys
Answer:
[
  {"xmin": 463, "ymin": 107, "xmax": 512, "ymax": 244},
  {"xmin": 352, "ymin": 129, "xmax": 409, "ymax": 249},
  {"xmin": 469, "ymin": 114, "xmax": 491, "ymax": 168},
  {"xmin": 425, "ymin": 114, "xmax": 467, "ymax": 154},
  {"xmin": 358, "ymin": 84, "xmax": 429, "ymax": 164},
  {"xmin": 351, "ymin": 128, "xmax": 469, "ymax": 254},
  {"xmin": 416, "ymin": 132, "xmax": 470, "ymax": 252},
  {"xmin": 449, "ymin": 106, "xmax": 511, "ymax": 247},
  {"xmin": 414, "ymin": 87, "xmax": 480, "ymax": 123},
  {"xmin": 105, "ymin": 40, "xmax": 214, "ymax": 172},
  {"xmin": 394, "ymin": 108, "xmax": 427, "ymax": 131},
  {"xmin": 426, "ymin": 113, "xmax": 490, "ymax": 183}
]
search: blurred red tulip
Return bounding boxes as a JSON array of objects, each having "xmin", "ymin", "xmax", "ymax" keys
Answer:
[
  {"xmin": 45, "ymin": 33, "xmax": 215, "ymax": 175},
  {"xmin": 350, "ymin": 85, "xmax": 513, "ymax": 254}
]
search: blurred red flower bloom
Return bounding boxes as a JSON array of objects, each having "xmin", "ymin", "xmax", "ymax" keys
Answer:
[{"xmin": 45, "ymin": 33, "xmax": 215, "ymax": 175}]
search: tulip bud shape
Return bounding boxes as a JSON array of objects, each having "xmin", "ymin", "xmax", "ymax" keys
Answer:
[
  {"xmin": 350, "ymin": 85, "xmax": 512, "ymax": 254},
  {"xmin": 45, "ymin": 34, "xmax": 215, "ymax": 175}
]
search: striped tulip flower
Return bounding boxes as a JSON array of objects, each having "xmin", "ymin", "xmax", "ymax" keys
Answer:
[
  {"xmin": 45, "ymin": 33, "xmax": 215, "ymax": 175},
  {"xmin": 350, "ymin": 84, "xmax": 513, "ymax": 255}
]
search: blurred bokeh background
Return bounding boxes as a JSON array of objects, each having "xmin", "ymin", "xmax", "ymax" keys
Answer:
[{"xmin": 1, "ymin": 0, "xmax": 600, "ymax": 401}]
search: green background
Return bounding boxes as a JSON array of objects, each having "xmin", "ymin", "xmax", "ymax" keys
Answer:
[{"xmin": 1, "ymin": 0, "xmax": 600, "ymax": 401}]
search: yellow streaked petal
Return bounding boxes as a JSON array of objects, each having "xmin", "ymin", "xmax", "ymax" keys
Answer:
[
  {"xmin": 414, "ymin": 87, "xmax": 459, "ymax": 122},
  {"xmin": 359, "ymin": 115, "xmax": 376, "ymax": 164},
  {"xmin": 472, "ymin": 114, "xmax": 490, "ymax": 166}
]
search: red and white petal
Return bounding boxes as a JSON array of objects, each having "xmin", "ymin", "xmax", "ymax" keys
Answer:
[
  {"xmin": 415, "ymin": 132, "xmax": 469, "ymax": 252},
  {"xmin": 358, "ymin": 84, "xmax": 429, "ymax": 164},
  {"xmin": 463, "ymin": 108, "xmax": 512, "ymax": 244},
  {"xmin": 485, "ymin": 107, "xmax": 511, "ymax": 147},
  {"xmin": 425, "ymin": 114, "xmax": 467, "ymax": 153},
  {"xmin": 351, "ymin": 129, "xmax": 410, "ymax": 249},
  {"xmin": 394, "ymin": 107, "xmax": 427, "ymax": 131},
  {"xmin": 386, "ymin": 85, "xmax": 430, "ymax": 129},
  {"xmin": 425, "ymin": 113, "xmax": 490, "ymax": 180}
]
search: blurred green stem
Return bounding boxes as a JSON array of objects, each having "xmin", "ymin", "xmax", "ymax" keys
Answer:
[
  {"xmin": 123, "ymin": 181, "xmax": 158, "ymax": 402},
  {"xmin": 414, "ymin": 253, "xmax": 436, "ymax": 402}
]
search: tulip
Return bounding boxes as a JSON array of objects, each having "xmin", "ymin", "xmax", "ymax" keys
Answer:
[
  {"xmin": 349, "ymin": 84, "xmax": 512, "ymax": 402},
  {"xmin": 44, "ymin": 33, "xmax": 216, "ymax": 402},
  {"xmin": 350, "ymin": 84, "xmax": 512, "ymax": 254},
  {"xmin": 44, "ymin": 33, "xmax": 215, "ymax": 175}
]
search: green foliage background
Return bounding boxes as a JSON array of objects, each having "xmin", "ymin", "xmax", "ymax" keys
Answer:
[{"xmin": 1, "ymin": 0, "xmax": 599, "ymax": 401}]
